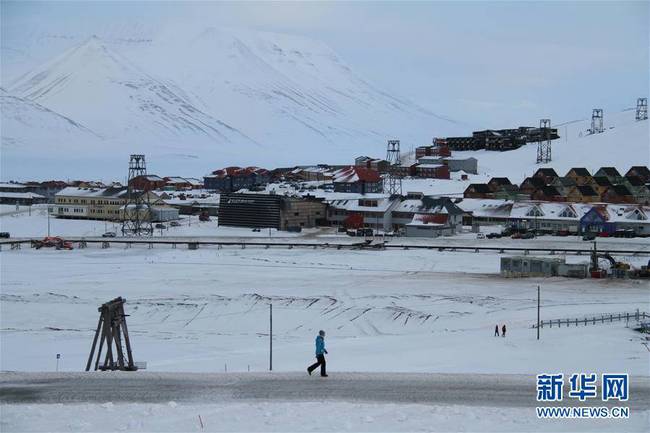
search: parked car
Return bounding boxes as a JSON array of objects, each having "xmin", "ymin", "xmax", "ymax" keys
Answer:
[
  {"xmin": 287, "ymin": 226, "xmax": 302, "ymax": 233},
  {"xmin": 155, "ymin": 223, "xmax": 166, "ymax": 229},
  {"xmin": 102, "ymin": 232, "xmax": 116, "ymax": 238},
  {"xmin": 597, "ymin": 231, "xmax": 610, "ymax": 237},
  {"xmin": 486, "ymin": 232, "xmax": 501, "ymax": 239},
  {"xmin": 0, "ymin": 232, "xmax": 10, "ymax": 238},
  {"xmin": 613, "ymin": 229, "xmax": 635, "ymax": 238},
  {"xmin": 555, "ymin": 230, "xmax": 570, "ymax": 237},
  {"xmin": 511, "ymin": 232, "xmax": 522, "ymax": 239},
  {"xmin": 521, "ymin": 232, "xmax": 535, "ymax": 239},
  {"xmin": 337, "ymin": 226, "xmax": 347, "ymax": 233},
  {"xmin": 169, "ymin": 221, "xmax": 181, "ymax": 227},
  {"xmin": 355, "ymin": 228, "xmax": 373, "ymax": 237},
  {"xmin": 582, "ymin": 233, "xmax": 596, "ymax": 241},
  {"xmin": 252, "ymin": 228, "xmax": 261, "ymax": 232},
  {"xmin": 476, "ymin": 233, "xmax": 486, "ymax": 239}
]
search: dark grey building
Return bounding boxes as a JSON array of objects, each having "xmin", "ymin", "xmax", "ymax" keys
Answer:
[{"xmin": 218, "ymin": 193, "xmax": 327, "ymax": 230}]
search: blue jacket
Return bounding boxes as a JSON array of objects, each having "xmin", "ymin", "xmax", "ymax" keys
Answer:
[{"xmin": 315, "ymin": 335, "xmax": 326, "ymax": 355}]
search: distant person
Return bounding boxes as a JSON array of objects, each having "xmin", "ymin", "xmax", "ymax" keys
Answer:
[
  {"xmin": 307, "ymin": 330, "xmax": 328, "ymax": 377},
  {"xmin": 502, "ymin": 324, "xmax": 506, "ymax": 338},
  {"xmin": 494, "ymin": 325, "xmax": 499, "ymax": 337}
]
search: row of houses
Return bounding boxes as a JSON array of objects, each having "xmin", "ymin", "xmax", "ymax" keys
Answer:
[
  {"xmin": 438, "ymin": 126, "xmax": 560, "ymax": 152},
  {"xmin": 1, "ymin": 175, "xmax": 205, "ymax": 206},
  {"xmin": 462, "ymin": 199, "xmax": 650, "ymax": 236},
  {"xmin": 218, "ymin": 191, "xmax": 650, "ymax": 237},
  {"xmin": 129, "ymin": 175, "xmax": 203, "ymax": 191},
  {"xmin": 464, "ymin": 166, "xmax": 650, "ymax": 204},
  {"xmin": 219, "ymin": 192, "xmax": 464, "ymax": 237}
]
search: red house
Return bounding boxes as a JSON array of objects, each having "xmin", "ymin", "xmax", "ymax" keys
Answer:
[{"xmin": 128, "ymin": 175, "xmax": 166, "ymax": 191}]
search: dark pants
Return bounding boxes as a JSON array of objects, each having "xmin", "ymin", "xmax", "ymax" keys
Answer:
[{"xmin": 308, "ymin": 354, "xmax": 326, "ymax": 376}]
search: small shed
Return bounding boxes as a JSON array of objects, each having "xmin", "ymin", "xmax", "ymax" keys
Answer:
[{"xmin": 500, "ymin": 256, "xmax": 564, "ymax": 277}]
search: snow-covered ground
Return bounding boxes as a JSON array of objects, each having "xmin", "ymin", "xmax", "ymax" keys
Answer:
[
  {"xmin": 4, "ymin": 400, "xmax": 647, "ymax": 432},
  {"xmin": 1, "ymin": 246, "xmax": 648, "ymax": 375}
]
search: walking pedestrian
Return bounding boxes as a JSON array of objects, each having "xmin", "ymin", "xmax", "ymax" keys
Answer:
[
  {"xmin": 502, "ymin": 324, "xmax": 506, "ymax": 338},
  {"xmin": 307, "ymin": 330, "xmax": 328, "ymax": 377},
  {"xmin": 494, "ymin": 325, "xmax": 499, "ymax": 337}
]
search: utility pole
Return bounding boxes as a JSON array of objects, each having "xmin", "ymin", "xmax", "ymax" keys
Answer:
[
  {"xmin": 269, "ymin": 303, "xmax": 273, "ymax": 371},
  {"xmin": 537, "ymin": 285, "xmax": 541, "ymax": 340},
  {"xmin": 47, "ymin": 204, "xmax": 51, "ymax": 237}
]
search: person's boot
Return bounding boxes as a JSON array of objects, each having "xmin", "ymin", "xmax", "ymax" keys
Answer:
[
  {"xmin": 307, "ymin": 368, "xmax": 312, "ymax": 376},
  {"xmin": 321, "ymin": 374, "xmax": 328, "ymax": 377}
]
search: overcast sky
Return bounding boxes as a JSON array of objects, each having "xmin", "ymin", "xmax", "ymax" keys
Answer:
[{"xmin": 2, "ymin": 1, "xmax": 648, "ymax": 128}]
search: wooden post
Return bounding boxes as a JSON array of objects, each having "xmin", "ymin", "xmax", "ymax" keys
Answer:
[
  {"xmin": 85, "ymin": 315, "xmax": 103, "ymax": 371},
  {"xmin": 120, "ymin": 303, "xmax": 135, "ymax": 370}
]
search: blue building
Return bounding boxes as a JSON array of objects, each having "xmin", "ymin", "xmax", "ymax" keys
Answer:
[{"xmin": 579, "ymin": 207, "xmax": 617, "ymax": 234}]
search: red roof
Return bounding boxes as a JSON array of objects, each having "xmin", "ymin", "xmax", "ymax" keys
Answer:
[
  {"xmin": 210, "ymin": 166, "xmax": 268, "ymax": 178},
  {"xmin": 333, "ymin": 166, "xmax": 381, "ymax": 183}
]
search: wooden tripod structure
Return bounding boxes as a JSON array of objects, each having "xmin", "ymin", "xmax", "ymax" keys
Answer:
[{"xmin": 85, "ymin": 297, "xmax": 137, "ymax": 371}]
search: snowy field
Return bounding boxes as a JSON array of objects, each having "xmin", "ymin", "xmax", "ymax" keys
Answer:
[
  {"xmin": 4, "ymin": 400, "xmax": 647, "ymax": 432},
  {"xmin": 1, "ymin": 246, "xmax": 648, "ymax": 375}
]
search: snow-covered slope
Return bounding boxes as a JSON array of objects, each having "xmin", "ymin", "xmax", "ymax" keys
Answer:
[
  {"xmin": 8, "ymin": 36, "xmax": 254, "ymax": 145},
  {"xmin": 0, "ymin": 87, "xmax": 99, "ymax": 151},
  {"xmin": 455, "ymin": 110, "xmax": 649, "ymax": 182}
]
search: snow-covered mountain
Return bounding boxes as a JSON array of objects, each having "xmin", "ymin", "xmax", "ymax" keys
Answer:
[
  {"xmin": 1, "ymin": 27, "xmax": 462, "ymax": 180},
  {"xmin": 8, "ymin": 36, "xmax": 254, "ymax": 145},
  {"xmin": 0, "ymin": 87, "xmax": 99, "ymax": 151}
]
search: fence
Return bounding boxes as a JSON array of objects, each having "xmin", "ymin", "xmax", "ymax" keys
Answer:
[{"xmin": 533, "ymin": 311, "xmax": 648, "ymax": 329}]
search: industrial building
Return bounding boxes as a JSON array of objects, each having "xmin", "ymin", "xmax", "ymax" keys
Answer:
[
  {"xmin": 417, "ymin": 156, "xmax": 478, "ymax": 175},
  {"xmin": 500, "ymin": 256, "xmax": 588, "ymax": 278},
  {"xmin": 218, "ymin": 193, "xmax": 327, "ymax": 230},
  {"xmin": 442, "ymin": 126, "xmax": 559, "ymax": 152}
]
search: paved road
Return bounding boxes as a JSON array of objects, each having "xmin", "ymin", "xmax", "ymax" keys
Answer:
[{"xmin": 1, "ymin": 372, "xmax": 648, "ymax": 408}]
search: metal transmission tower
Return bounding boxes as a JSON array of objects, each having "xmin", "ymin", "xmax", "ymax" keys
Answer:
[
  {"xmin": 536, "ymin": 119, "xmax": 552, "ymax": 164},
  {"xmin": 121, "ymin": 154, "xmax": 153, "ymax": 236},
  {"xmin": 385, "ymin": 139, "xmax": 402, "ymax": 195},
  {"xmin": 590, "ymin": 109, "xmax": 604, "ymax": 134},
  {"xmin": 636, "ymin": 98, "xmax": 648, "ymax": 121}
]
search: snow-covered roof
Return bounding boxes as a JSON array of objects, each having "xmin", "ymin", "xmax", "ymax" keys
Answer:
[
  {"xmin": 206, "ymin": 166, "xmax": 269, "ymax": 178},
  {"xmin": 509, "ymin": 202, "xmax": 581, "ymax": 220},
  {"xmin": 415, "ymin": 164, "xmax": 444, "ymax": 169},
  {"xmin": 329, "ymin": 197, "xmax": 397, "ymax": 213},
  {"xmin": 458, "ymin": 198, "xmax": 513, "ymax": 218},
  {"xmin": 0, "ymin": 191, "xmax": 45, "ymax": 199},
  {"xmin": 55, "ymin": 186, "xmax": 128, "ymax": 198},
  {"xmin": 0, "ymin": 183, "xmax": 27, "ymax": 189},
  {"xmin": 165, "ymin": 177, "xmax": 190, "ymax": 184},
  {"xmin": 406, "ymin": 213, "xmax": 448, "ymax": 227},
  {"xmin": 332, "ymin": 166, "xmax": 381, "ymax": 183}
]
